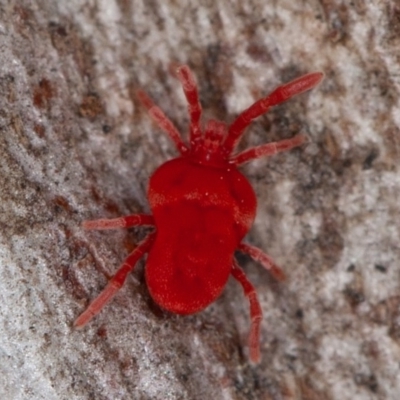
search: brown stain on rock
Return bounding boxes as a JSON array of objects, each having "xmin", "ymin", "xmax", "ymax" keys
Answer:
[
  {"xmin": 33, "ymin": 78, "xmax": 55, "ymax": 109},
  {"xmin": 78, "ymin": 94, "xmax": 104, "ymax": 119}
]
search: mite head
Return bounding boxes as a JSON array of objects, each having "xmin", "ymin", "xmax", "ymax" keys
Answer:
[
  {"xmin": 138, "ymin": 65, "xmax": 323, "ymax": 167},
  {"xmin": 189, "ymin": 119, "xmax": 229, "ymax": 165}
]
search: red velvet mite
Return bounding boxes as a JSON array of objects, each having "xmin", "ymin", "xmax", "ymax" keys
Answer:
[{"xmin": 75, "ymin": 65, "xmax": 323, "ymax": 362}]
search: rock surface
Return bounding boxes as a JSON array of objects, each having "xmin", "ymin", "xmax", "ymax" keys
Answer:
[{"xmin": 1, "ymin": 1, "xmax": 399, "ymax": 399}]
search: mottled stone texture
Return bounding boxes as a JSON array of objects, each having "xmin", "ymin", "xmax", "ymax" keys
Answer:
[{"xmin": 0, "ymin": 1, "xmax": 399, "ymax": 399}]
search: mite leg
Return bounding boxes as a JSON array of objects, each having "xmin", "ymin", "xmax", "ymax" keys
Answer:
[
  {"xmin": 74, "ymin": 232, "xmax": 156, "ymax": 328},
  {"xmin": 223, "ymin": 72, "xmax": 324, "ymax": 152},
  {"xmin": 137, "ymin": 90, "xmax": 189, "ymax": 155},
  {"xmin": 232, "ymin": 133, "xmax": 306, "ymax": 165},
  {"xmin": 82, "ymin": 213, "xmax": 155, "ymax": 230},
  {"xmin": 175, "ymin": 65, "xmax": 202, "ymax": 144},
  {"xmin": 238, "ymin": 242, "xmax": 286, "ymax": 281},
  {"xmin": 231, "ymin": 260, "xmax": 262, "ymax": 363}
]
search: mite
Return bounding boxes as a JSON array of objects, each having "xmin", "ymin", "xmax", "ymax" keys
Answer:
[{"xmin": 75, "ymin": 65, "xmax": 323, "ymax": 362}]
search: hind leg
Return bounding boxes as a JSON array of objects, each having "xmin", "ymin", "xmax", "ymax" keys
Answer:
[
  {"xmin": 82, "ymin": 213, "xmax": 154, "ymax": 230},
  {"xmin": 238, "ymin": 242, "xmax": 286, "ymax": 281},
  {"xmin": 231, "ymin": 260, "xmax": 262, "ymax": 363},
  {"xmin": 74, "ymin": 232, "xmax": 156, "ymax": 327}
]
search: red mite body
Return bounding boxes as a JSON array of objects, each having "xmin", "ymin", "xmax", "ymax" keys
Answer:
[
  {"xmin": 146, "ymin": 157, "xmax": 256, "ymax": 314},
  {"xmin": 75, "ymin": 65, "xmax": 323, "ymax": 362}
]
